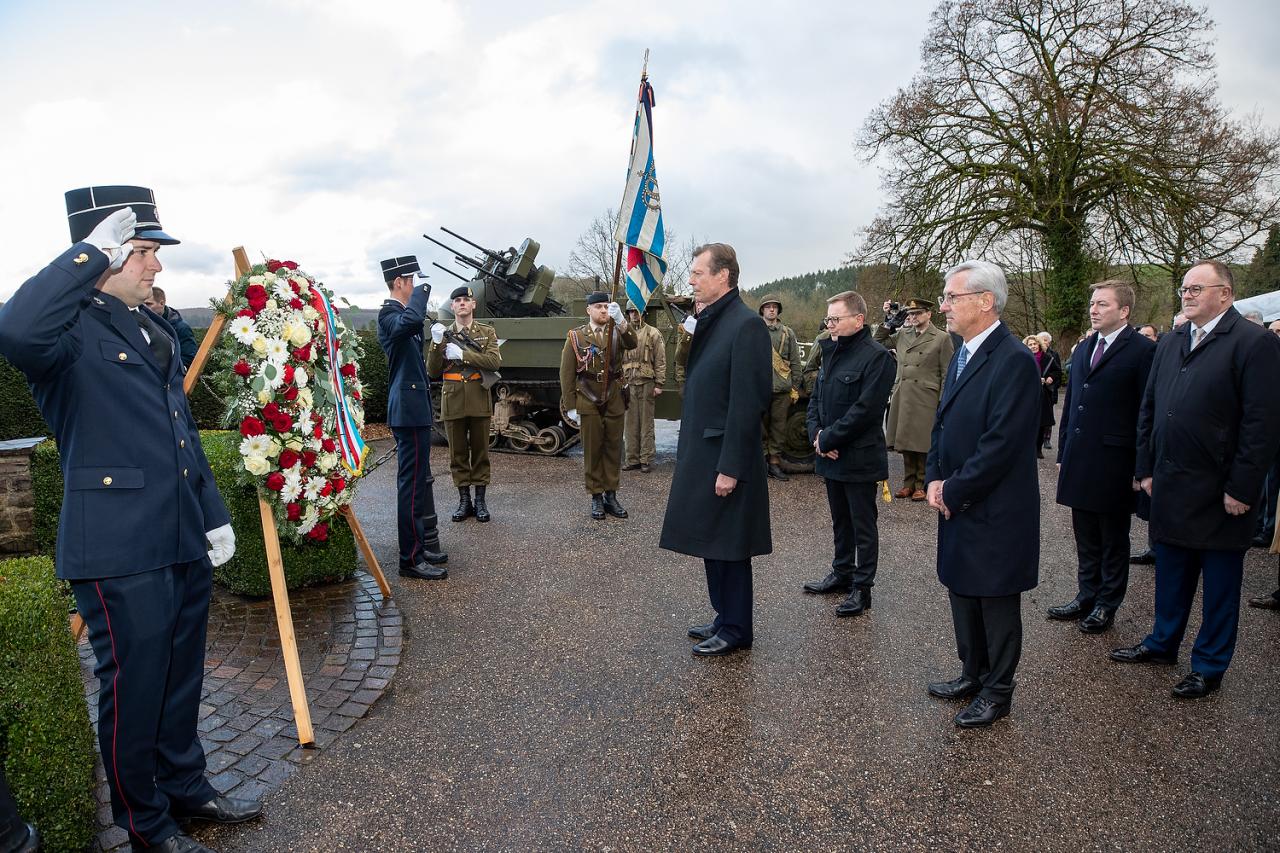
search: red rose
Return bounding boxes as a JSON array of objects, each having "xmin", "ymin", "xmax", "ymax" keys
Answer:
[
  {"xmin": 272, "ymin": 414, "xmax": 293, "ymax": 432},
  {"xmin": 289, "ymin": 279, "xmax": 302, "ymax": 294},
  {"xmin": 339, "ymin": 363, "xmax": 356, "ymax": 378},
  {"xmin": 301, "ymin": 450, "xmax": 317, "ymax": 468},
  {"xmin": 278, "ymin": 449, "xmax": 300, "ymax": 469},
  {"xmin": 236, "ymin": 308, "xmax": 255, "ymax": 318},
  {"xmin": 292, "ymin": 344, "xmax": 312, "ymax": 362},
  {"xmin": 282, "ymin": 364, "xmax": 295, "ymax": 383},
  {"xmin": 266, "ymin": 260, "xmax": 282, "ymax": 272},
  {"xmin": 313, "ymin": 425, "xmax": 324, "ymax": 439},
  {"xmin": 286, "ymin": 502, "xmax": 302, "ymax": 521},
  {"xmin": 265, "ymin": 472, "xmax": 285, "ymax": 491},
  {"xmin": 320, "ymin": 482, "xmax": 333, "ymax": 497},
  {"xmin": 281, "ymin": 260, "xmax": 299, "ymax": 271},
  {"xmin": 262, "ymin": 402, "xmax": 281, "ymax": 419},
  {"xmin": 239, "ymin": 416, "xmax": 265, "ymax": 437},
  {"xmin": 306, "ymin": 522, "xmax": 329, "ymax": 542},
  {"xmin": 246, "ymin": 283, "xmax": 268, "ymax": 303},
  {"xmin": 288, "ymin": 298, "xmax": 304, "ymax": 310},
  {"xmin": 352, "ymin": 389, "xmax": 361, "ymax": 400},
  {"xmin": 321, "ymin": 438, "xmax": 336, "ymax": 453},
  {"xmin": 333, "ymin": 477, "xmax": 346, "ymax": 492},
  {"xmin": 233, "ymin": 360, "xmax": 252, "ymax": 377},
  {"xmin": 283, "ymin": 386, "xmax": 299, "ymax": 402}
]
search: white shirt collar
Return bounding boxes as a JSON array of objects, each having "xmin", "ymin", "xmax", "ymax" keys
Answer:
[
  {"xmin": 1191, "ymin": 310, "xmax": 1227, "ymax": 340},
  {"xmin": 963, "ymin": 319, "xmax": 1001, "ymax": 357},
  {"xmin": 1096, "ymin": 326, "xmax": 1125, "ymax": 349}
]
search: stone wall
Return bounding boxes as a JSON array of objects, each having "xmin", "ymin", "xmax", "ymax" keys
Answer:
[{"xmin": 0, "ymin": 438, "xmax": 42, "ymax": 556}]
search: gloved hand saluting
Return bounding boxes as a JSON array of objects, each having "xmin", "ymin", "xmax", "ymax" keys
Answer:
[
  {"xmin": 444, "ymin": 342, "xmax": 464, "ymax": 361},
  {"xmin": 84, "ymin": 207, "xmax": 137, "ymax": 270},
  {"xmin": 608, "ymin": 302, "xmax": 625, "ymax": 325},
  {"xmin": 206, "ymin": 523, "xmax": 236, "ymax": 567},
  {"xmin": 431, "ymin": 322, "xmax": 446, "ymax": 344}
]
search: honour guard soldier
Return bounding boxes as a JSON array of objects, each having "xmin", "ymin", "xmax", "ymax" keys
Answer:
[
  {"xmin": 0, "ymin": 186, "xmax": 260, "ymax": 852},
  {"xmin": 874, "ymin": 297, "xmax": 953, "ymax": 500},
  {"xmin": 378, "ymin": 256, "xmax": 448, "ymax": 580},
  {"xmin": 758, "ymin": 295, "xmax": 803, "ymax": 480},
  {"xmin": 427, "ymin": 285, "xmax": 502, "ymax": 522},
  {"xmin": 560, "ymin": 291, "xmax": 637, "ymax": 519},
  {"xmin": 621, "ymin": 304, "xmax": 666, "ymax": 473}
]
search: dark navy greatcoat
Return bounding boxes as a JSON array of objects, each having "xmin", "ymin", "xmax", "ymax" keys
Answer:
[
  {"xmin": 1056, "ymin": 326, "xmax": 1155, "ymax": 512},
  {"xmin": 926, "ymin": 322, "xmax": 1041, "ymax": 597},
  {"xmin": 0, "ymin": 244, "xmax": 229, "ymax": 581},
  {"xmin": 806, "ymin": 327, "xmax": 896, "ymax": 483},
  {"xmin": 377, "ymin": 284, "xmax": 434, "ymax": 428}
]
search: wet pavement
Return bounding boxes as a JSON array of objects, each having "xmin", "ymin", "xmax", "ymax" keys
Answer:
[{"xmin": 181, "ymin": 428, "xmax": 1280, "ymax": 852}]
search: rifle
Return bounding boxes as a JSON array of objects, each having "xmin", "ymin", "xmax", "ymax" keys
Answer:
[{"xmin": 440, "ymin": 326, "xmax": 502, "ymax": 390}]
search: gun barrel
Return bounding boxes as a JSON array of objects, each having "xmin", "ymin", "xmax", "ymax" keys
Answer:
[
  {"xmin": 440, "ymin": 227, "xmax": 503, "ymax": 261},
  {"xmin": 432, "ymin": 262, "xmax": 471, "ymax": 282}
]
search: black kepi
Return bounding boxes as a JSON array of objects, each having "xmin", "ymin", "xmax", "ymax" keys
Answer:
[
  {"xmin": 381, "ymin": 256, "xmax": 428, "ymax": 282},
  {"xmin": 65, "ymin": 185, "xmax": 179, "ymax": 245}
]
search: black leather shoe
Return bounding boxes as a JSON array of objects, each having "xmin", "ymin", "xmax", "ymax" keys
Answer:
[
  {"xmin": 602, "ymin": 491, "xmax": 628, "ymax": 518},
  {"xmin": 399, "ymin": 562, "xmax": 448, "ymax": 580},
  {"xmin": 1129, "ymin": 549, "xmax": 1156, "ymax": 565},
  {"xmin": 8, "ymin": 823, "xmax": 38, "ymax": 853},
  {"xmin": 174, "ymin": 794, "xmax": 263, "ymax": 824},
  {"xmin": 688, "ymin": 622, "xmax": 716, "ymax": 641},
  {"xmin": 1251, "ymin": 534, "xmax": 1272, "ymax": 548},
  {"xmin": 1079, "ymin": 605, "xmax": 1115, "ymax": 634},
  {"xmin": 419, "ymin": 545, "xmax": 448, "ymax": 565},
  {"xmin": 155, "ymin": 834, "xmax": 216, "ymax": 853},
  {"xmin": 622, "ymin": 462, "xmax": 640, "ymax": 471},
  {"xmin": 1046, "ymin": 599, "xmax": 1090, "ymax": 620},
  {"xmin": 1248, "ymin": 593, "xmax": 1280, "ymax": 609},
  {"xmin": 802, "ymin": 571, "xmax": 853, "ymax": 595},
  {"xmin": 767, "ymin": 462, "xmax": 790, "ymax": 481},
  {"xmin": 473, "ymin": 485, "xmax": 490, "ymax": 523},
  {"xmin": 691, "ymin": 633, "xmax": 750, "ymax": 656},
  {"xmin": 835, "ymin": 586, "xmax": 871, "ymax": 617},
  {"xmin": 1109, "ymin": 643, "xmax": 1176, "ymax": 665},
  {"xmin": 1171, "ymin": 671, "xmax": 1222, "ymax": 699},
  {"xmin": 927, "ymin": 676, "xmax": 981, "ymax": 700},
  {"xmin": 954, "ymin": 696, "xmax": 1010, "ymax": 728},
  {"xmin": 451, "ymin": 486, "xmax": 473, "ymax": 522},
  {"xmin": 590, "ymin": 494, "xmax": 605, "ymax": 520},
  {"xmin": 639, "ymin": 463, "xmax": 652, "ymax": 473}
]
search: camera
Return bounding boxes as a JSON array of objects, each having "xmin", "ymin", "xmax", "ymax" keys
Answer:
[{"xmin": 883, "ymin": 301, "xmax": 911, "ymax": 332}]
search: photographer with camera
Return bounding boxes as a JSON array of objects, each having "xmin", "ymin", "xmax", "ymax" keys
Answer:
[{"xmin": 874, "ymin": 297, "xmax": 953, "ymax": 500}]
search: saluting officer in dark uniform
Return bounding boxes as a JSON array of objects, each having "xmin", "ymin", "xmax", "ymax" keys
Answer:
[
  {"xmin": 559, "ymin": 291, "xmax": 637, "ymax": 520},
  {"xmin": 0, "ymin": 187, "xmax": 260, "ymax": 852},
  {"xmin": 377, "ymin": 256, "xmax": 448, "ymax": 580},
  {"xmin": 426, "ymin": 285, "xmax": 502, "ymax": 523}
]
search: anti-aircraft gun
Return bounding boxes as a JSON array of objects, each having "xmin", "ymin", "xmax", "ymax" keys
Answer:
[{"xmin": 423, "ymin": 228, "xmax": 565, "ymax": 318}]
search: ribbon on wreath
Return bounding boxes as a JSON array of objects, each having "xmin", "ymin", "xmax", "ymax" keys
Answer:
[{"xmin": 309, "ymin": 287, "xmax": 368, "ymax": 475}]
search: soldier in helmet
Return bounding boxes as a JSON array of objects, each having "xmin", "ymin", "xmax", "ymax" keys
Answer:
[
  {"xmin": 621, "ymin": 303, "xmax": 666, "ymax": 473},
  {"xmin": 560, "ymin": 292, "xmax": 637, "ymax": 519},
  {"xmin": 758, "ymin": 295, "xmax": 803, "ymax": 480},
  {"xmin": 428, "ymin": 285, "xmax": 502, "ymax": 523}
]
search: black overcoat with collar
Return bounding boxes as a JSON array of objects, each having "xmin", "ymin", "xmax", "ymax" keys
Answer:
[
  {"xmin": 806, "ymin": 326, "xmax": 895, "ymax": 483},
  {"xmin": 925, "ymin": 321, "xmax": 1041, "ymax": 597},
  {"xmin": 659, "ymin": 287, "xmax": 772, "ymax": 561},
  {"xmin": 1135, "ymin": 306, "xmax": 1280, "ymax": 550},
  {"xmin": 1056, "ymin": 325, "xmax": 1155, "ymax": 513}
]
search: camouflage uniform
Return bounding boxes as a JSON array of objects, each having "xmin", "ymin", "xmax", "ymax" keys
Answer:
[
  {"xmin": 622, "ymin": 315, "xmax": 666, "ymax": 469},
  {"xmin": 758, "ymin": 295, "xmax": 802, "ymax": 475}
]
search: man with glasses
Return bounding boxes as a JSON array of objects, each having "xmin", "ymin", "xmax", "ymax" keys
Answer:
[
  {"xmin": 923, "ymin": 261, "xmax": 1041, "ymax": 728},
  {"xmin": 1110, "ymin": 261, "xmax": 1280, "ymax": 698}
]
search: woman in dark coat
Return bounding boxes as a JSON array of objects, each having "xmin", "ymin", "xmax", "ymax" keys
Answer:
[{"xmin": 1024, "ymin": 335, "xmax": 1062, "ymax": 458}]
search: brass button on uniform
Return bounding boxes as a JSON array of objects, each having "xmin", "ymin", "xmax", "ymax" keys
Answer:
[
  {"xmin": 173, "ymin": 410, "xmax": 179, "ymax": 418},
  {"xmin": 179, "ymin": 439, "xmax": 185, "ymax": 448},
  {"xmin": 182, "ymin": 468, "xmax": 188, "ymax": 477},
  {"xmin": 118, "ymin": 352, "xmax": 128, "ymax": 361},
  {"xmin": 74, "ymin": 252, "xmax": 90, "ymax": 265},
  {"xmin": 102, "ymin": 476, "xmax": 113, "ymax": 486}
]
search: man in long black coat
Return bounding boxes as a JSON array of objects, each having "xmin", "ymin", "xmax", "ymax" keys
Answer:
[
  {"xmin": 1111, "ymin": 261, "xmax": 1280, "ymax": 698},
  {"xmin": 924, "ymin": 260, "xmax": 1040, "ymax": 728},
  {"xmin": 659, "ymin": 243, "xmax": 772, "ymax": 656},
  {"xmin": 802, "ymin": 290, "xmax": 896, "ymax": 617},
  {"xmin": 1049, "ymin": 281, "xmax": 1155, "ymax": 633}
]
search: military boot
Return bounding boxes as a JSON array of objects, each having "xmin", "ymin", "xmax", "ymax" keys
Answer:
[
  {"xmin": 591, "ymin": 494, "xmax": 606, "ymax": 520},
  {"xmin": 452, "ymin": 486, "xmax": 473, "ymax": 522},
  {"xmin": 473, "ymin": 485, "xmax": 491, "ymax": 522},
  {"xmin": 767, "ymin": 455, "xmax": 790, "ymax": 481},
  {"xmin": 602, "ymin": 491, "xmax": 628, "ymax": 518},
  {"xmin": 420, "ymin": 514, "xmax": 448, "ymax": 564}
]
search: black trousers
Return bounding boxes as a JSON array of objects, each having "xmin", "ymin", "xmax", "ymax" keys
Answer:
[
  {"xmin": 392, "ymin": 426, "xmax": 440, "ymax": 568},
  {"xmin": 825, "ymin": 479, "xmax": 879, "ymax": 588},
  {"xmin": 1071, "ymin": 508, "xmax": 1132, "ymax": 609},
  {"xmin": 73, "ymin": 561, "xmax": 216, "ymax": 846},
  {"xmin": 704, "ymin": 558, "xmax": 753, "ymax": 644},
  {"xmin": 948, "ymin": 591, "xmax": 1022, "ymax": 703},
  {"xmin": 0, "ymin": 767, "xmax": 25, "ymax": 849}
]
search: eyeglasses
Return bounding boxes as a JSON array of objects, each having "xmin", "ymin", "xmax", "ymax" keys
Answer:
[
  {"xmin": 938, "ymin": 290, "xmax": 985, "ymax": 305},
  {"xmin": 823, "ymin": 315, "xmax": 848, "ymax": 325},
  {"xmin": 1178, "ymin": 283, "xmax": 1228, "ymax": 297}
]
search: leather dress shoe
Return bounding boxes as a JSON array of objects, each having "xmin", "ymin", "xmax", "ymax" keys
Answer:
[
  {"xmin": 1171, "ymin": 671, "xmax": 1222, "ymax": 699},
  {"xmin": 155, "ymin": 834, "xmax": 216, "ymax": 853},
  {"xmin": 1109, "ymin": 643, "xmax": 1176, "ymax": 665},
  {"xmin": 954, "ymin": 696, "xmax": 1010, "ymax": 728},
  {"xmin": 835, "ymin": 586, "xmax": 871, "ymax": 617},
  {"xmin": 894, "ymin": 486, "xmax": 913, "ymax": 499},
  {"xmin": 602, "ymin": 491, "xmax": 628, "ymax": 518},
  {"xmin": 639, "ymin": 462, "xmax": 652, "ymax": 473},
  {"xmin": 911, "ymin": 489, "xmax": 927, "ymax": 501},
  {"xmin": 927, "ymin": 676, "xmax": 981, "ymax": 700},
  {"xmin": 1079, "ymin": 605, "xmax": 1115, "ymax": 634},
  {"xmin": 802, "ymin": 571, "xmax": 852, "ymax": 595},
  {"xmin": 691, "ymin": 633, "xmax": 750, "ymax": 656},
  {"xmin": 8, "ymin": 823, "xmax": 38, "ymax": 853},
  {"xmin": 1046, "ymin": 599, "xmax": 1090, "ymax": 621},
  {"xmin": 590, "ymin": 494, "xmax": 606, "ymax": 520},
  {"xmin": 174, "ymin": 795, "xmax": 263, "ymax": 824},
  {"xmin": 688, "ymin": 622, "xmax": 716, "ymax": 641},
  {"xmin": 473, "ymin": 486, "xmax": 491, "ymax": 523},
  {"xmin": 1251, "ymin": 533, "xmax": 1272, "ymax": 548},
  {"xmin": 767, "ymin": 462, "xmax": 790, "ymax": 481},
  {"xmin": 420, "ymin": 546, "xmax": 448, "ymax": 565},
  {"xmin": 1129, "ymin": 549, "xmax": 1156, "ymax": 565},
  {"xmin": 622, "ymin": 462, "xmax": 641, "ymax": 471},
  {"xmin": 1248, "ymin": 592, "xmax": 1280, "ymax": 609},
  {"xmin": 399, "ymin": 562, "xmax": 448, "ymax": 580}
]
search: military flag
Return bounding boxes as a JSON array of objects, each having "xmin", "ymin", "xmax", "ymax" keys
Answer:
[{"xmin": 614, "ymin": 74, "xmax": 667, "ymax": 312}]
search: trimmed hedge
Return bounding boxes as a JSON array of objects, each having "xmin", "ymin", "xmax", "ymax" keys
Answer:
[
  {"xmin": 0, "ymin": 556, "xmax": 96, "ymax": 852},
  {"xmin": 31, "ymin": 440, "xmax": 62, "ymax": 556},
  {"xmin": 356, "ymin": 328, "xmax": 388, "ymax": 424},
  {"xmin": 187, "ymin": 327, "xmax": 231, "ymax": 430},
  {"xmin": 0, "ymin": 354, "xmax": 50, "ymax": 441}
]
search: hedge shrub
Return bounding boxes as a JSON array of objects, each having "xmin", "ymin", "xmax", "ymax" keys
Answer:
[
  {"xmin": 187, "ymin": 327, "xmax": 232, "ymax": 430},
  {"xmin": 30, "ymin": 440, "xmax": 63, "ymax": 557},
  {"xmin": 356, "ymin": 328, "xmax": 388, "ymax": 424},
  {"xmin": 0, "ymin": 354, "xmax": 50, "ymax": 441},
  {"xmin": 0, "ymin": 556, "xmax": 96, "ymax": 852}
]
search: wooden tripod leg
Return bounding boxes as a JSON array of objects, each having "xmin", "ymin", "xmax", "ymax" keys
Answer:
[
  {"xmin": 258, "ymin": 497, "xmax": 316, "ymax": 747},
  {"xmin": 341, "ymin": 505, "xmax": 391, "ymax": 601},
  {"xmin": 184, "ymin": 247, "xmax": 250, "ymax": 395},
  {"xmin": 70, "ymin": 612, "xmax": 86, "ymax": 641}
]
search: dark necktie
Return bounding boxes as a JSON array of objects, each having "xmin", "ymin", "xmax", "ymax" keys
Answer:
[
  {"xmin": 135, "ymin": 311, "xmax": 172, "ymax": 374},
  {"xmin": 1090, "ymin": 337, "xmax": 1106, "ymax": 370},
  {"xmin": 955, "ymin": 345, "xmax": 969, "ymax": 378}
]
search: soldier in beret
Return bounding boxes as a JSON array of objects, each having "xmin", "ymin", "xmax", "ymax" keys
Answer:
[
  {"xmin": 0, "ymin": 186, "xmax": 259, "ymax": 852},
  {"xmin": 560, "ymin": 291, "xmax": 637, "ymax": 519},
  {"xmin": 428, "ymin": 285, "xmax": 502, "ymax": 522},
  {"xmin": 758, "ymin": 295, "xmax": 803, "ymax": 480}
]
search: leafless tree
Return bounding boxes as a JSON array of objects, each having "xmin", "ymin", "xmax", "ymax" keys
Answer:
[{"xmin": 565, "ymin": 207, "xmax": 698, "ymax": 299}]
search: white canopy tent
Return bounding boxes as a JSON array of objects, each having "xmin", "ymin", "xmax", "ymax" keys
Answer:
[{"xmin": 1232, "ymin": 290, "xmax": 1280, "ymax": 323}]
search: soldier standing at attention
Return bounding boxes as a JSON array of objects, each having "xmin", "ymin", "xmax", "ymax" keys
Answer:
[
  {"xmin": 874, "ymin": 298, "xmax": 954, "ymax": 500},
  {"xmin": 621, "ymin": 304, "xmax": 666, "ymax": 473},
  {"xmin": 759, "ymin": 295, "xmax": 803, "ymax": 480},
  {"xmin": 560, "ymin": 291, "xmax": 637, "ymax": 520},
  {"xmin": 427, "ymin": 285, "xmax": 502, "ymax": 522}
]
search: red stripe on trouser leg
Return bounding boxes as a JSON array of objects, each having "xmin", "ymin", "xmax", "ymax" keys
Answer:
[{"xmin": 94, "ymin": 581, "xmax": 144, "ymax": 846}]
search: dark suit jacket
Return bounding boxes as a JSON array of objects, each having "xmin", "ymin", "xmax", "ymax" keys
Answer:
[
  {"xmin": 1056, "ymin": 326, "xmax": 1155, "ymax": 513},
  {"xmin": 163, "ymin": 305, "xmax": 198, "ymax": 368},
  {"xmin": 806, "ymin": 327, "xmax": 895, "ymax": 483},
  {"xmin": 926, "ymin": 322, "xmax": 1041, "ymax": 597},
  {"xmin": 659, "ymin": 288, "xmax": 772, "ymax": 561},
  {"xmin": 377, "ymin": 285, "xmax": 434, "ymax": 428},
  {"xmin": 1136, "ymin": 306, "xmax": 1280, "ymax": 550},
  {"xmin": 0, "ymin": 244, "xmax": 229, "ymax": 580}
]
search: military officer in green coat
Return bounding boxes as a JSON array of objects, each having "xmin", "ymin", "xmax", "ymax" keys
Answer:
[
  {"xmin": 560, "ymin": 291, "xmax": 637, "ymax": 520},
  {"xmin": 873, "ymin": 297, "xmax": 953, "ymax": 500},
  {"xmin": 759, "ymin": 294, "xmax": 803, "ymax": 480},
  {"xmin": 428, "ymin": 285, "xmax": 502, "ymax": 522}
]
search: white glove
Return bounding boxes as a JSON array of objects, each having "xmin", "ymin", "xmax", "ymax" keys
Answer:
[
  {"xmin": 84, "ymin": 208, "xmax": 137, "ymax": 270},
  {"xmin": 566, "ymin": 408, "xmax": 578, "ymax": 424},
  {"xmin": 444, "ymin": 342, "xmax": 464, "ymax": 361},
  {"xmin": 682, "ymin": 316, "xmax": 697, "ymax": 335},
  {"xmin": 608, "ymin": 302, "xmax": 625, "ymax": 324},
  {"xmin": 206, "ymin": 523, "xmax": 236, "ymax": 567},
  {"xmin": 430, "ymin": 322, "xmax": 446, "ymax": 344}
]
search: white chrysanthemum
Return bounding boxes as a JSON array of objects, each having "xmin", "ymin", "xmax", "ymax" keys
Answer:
[
  {"xmin": 240, "ymin": 434, "xmax": 272, "ymax": 458},
  {"xmin": 318, "ymin": 453, "xmax": 338, "ymax": 473},
  {"xmin": 243, "ymin": 455, "xmax": 271, "ymax": 476},
  {"xmin": 258, "ymin": 362, "xmax": 285, "ymax": 389},
  {"xmin": 264, "ymin": 337, "xmax": 289, "ymax": 363},
  {"xmin": 303, "ymin": 476, "xmax": 326, "ymax": 502},
  {"xmin": 298, "ymin": 505, "xmax": 320, "ymax": 535},
  {"xmin": 294, "ymin": 409, "xmax": 313, "ymax": 433},
  {"xmin": 273, "ymin": 280, "xmax": 295, "ymax": 303},
  {"xmin": 251, "ymin": 335, "xmax": 267, "ymax": 355},
  {"xmin": 230, "ymin": 316, "xmax": 257, "ymax": 344},
  {"xmin": 281, "ymin": 480, "xmax": 302, "ymax": 503},
  {"xmin": 294, "ymin": 367, "xmax": 309, "ymax": 388}
]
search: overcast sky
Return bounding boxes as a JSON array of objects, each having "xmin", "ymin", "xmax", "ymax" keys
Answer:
[{"xmin": 1, "ymin": 0, "xmax": 1276, "ymax": 309}]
